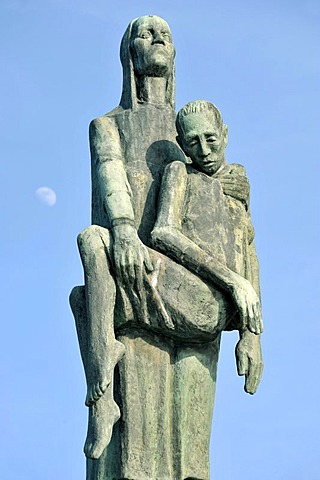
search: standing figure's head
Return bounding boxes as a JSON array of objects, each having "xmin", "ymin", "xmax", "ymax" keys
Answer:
[
  {"xmin": 176, "ymin": 101, "xmax": 228, "ymax": 176},
  {"xmin": 120, "ymin": 15, "xmax": 176, "ymax": 109}
]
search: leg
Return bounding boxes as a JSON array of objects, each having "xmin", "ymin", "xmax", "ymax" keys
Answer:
[
  {"xmin": 145, "ymin": 249, "xmax": 235, "ymax": 342},
  {"xmin": 77, "ymin": 225, "xmax": 125, "ymax": 405},
  {"xmin": 70, "ymin": 225, "xmax": 125, "ymax": 460}
]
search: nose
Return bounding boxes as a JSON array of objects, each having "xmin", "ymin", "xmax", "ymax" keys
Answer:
[
  {"xmin": 198, "ymin": 139, "xmax": 210, "ymax": 157},
  {"xmin": 152, "ymin": 31, "xmax": 165, "ymax": 45}
]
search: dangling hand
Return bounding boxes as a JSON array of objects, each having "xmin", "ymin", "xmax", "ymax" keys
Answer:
[{"xmin": 235, "ymin": 330, "xmax": 263, "ymax": 394}]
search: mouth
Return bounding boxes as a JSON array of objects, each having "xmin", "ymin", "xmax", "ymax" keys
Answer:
[
  {"xmin": 201, "ymin": 161, "xmax": 218, "ymax": 174},
  {"xmin": 202, "ymin": 161, "xmax": 216, "ymax": 168}
]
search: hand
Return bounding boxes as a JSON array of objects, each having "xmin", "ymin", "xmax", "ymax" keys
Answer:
[
  {"xmin": 112, "ymin": 223, "xmax": 153, "ymax": 295},
  {"xmin": 235, "ymin": 331, "xmax": 263, "ymax": 394},
  {"xmin": 218, "ymin": 175, "xmax": 250, "ymax": 205},
  {"xmin": 231, "ymin": 277, "xmax": 263, "ymax": 334}
]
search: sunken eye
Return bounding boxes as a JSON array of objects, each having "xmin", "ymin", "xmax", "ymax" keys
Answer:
[
  {"xmin": 206, "ymin": 137, "xmax": 217, "ymax": 144},
  {"xmin": 162, "ymin": 32, "xmax": 172, "ymax": 41},
  {"xmin": 139, "ymin": 30, "xmax": 152, "ymax": 39}
]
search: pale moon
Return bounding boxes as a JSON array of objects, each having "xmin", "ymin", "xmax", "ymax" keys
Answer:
[{"xmin": 35, "ymin": 187, "xmax": 57, "ymax": 206}]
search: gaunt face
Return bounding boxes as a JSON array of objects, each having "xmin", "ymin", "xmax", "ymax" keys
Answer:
[
  {"xmin": 178, "ymin": 112, "xmax": 228, "ymax": 176},
  {"xmin": 130, "ymin": 16, "xmax": 175, "ymax": 77}
]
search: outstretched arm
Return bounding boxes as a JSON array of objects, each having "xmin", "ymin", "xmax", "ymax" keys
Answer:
[{"xmin": 151, "ymin": 161, "xmax": 262, "ymax": 334}]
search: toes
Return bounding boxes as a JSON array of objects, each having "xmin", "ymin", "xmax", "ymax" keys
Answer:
[
  {"xmin": 90, "ymin": 443, "xmax": 104, "ymax": 460},
  {"xmin": 84, "ymin": 433, "xmax": 108, "ymax": 460},
  {"xmin": 84, "ymin": 442, "xmax": 103, "ymax": 460},
  {"xmin": 100, "ymin": 380, "xmax": 108, "ymax": 395},
  {"xmin": 93, "ymin": 385, "xmax": 102, "ymax": 402},
  {"xmin": 85, "ymin": 381, "xmax": 108, "ymax": 406},
  {"xmin": 84, "ymin": 440, "xmax": 93, "ymax": 458},
  {"xmin": 85, "ymin": 387, "xmax": 94, "ymax": 407}
]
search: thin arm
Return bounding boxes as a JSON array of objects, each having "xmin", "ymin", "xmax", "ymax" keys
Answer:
[
  {"xmin": 152, "ymin": 161, "xmax": 241, "ymax": 295},
  {"xmin": 152, "ymin": 161, "xmax": 263, "ymax": 335}
]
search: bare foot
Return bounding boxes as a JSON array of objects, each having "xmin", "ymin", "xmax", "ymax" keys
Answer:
[
  {"xmin": 84, "ymin": 384, "xmax": 120, "ymax": 460},
  {"xmin": 85, "ymin": 339, "xmax": 125, "ymax": 406}
]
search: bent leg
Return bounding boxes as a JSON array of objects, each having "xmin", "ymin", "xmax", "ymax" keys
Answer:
[
  {"xmin": 70, "ymin": 225, "xmax": 125, "ymax": 460},
  {"xmin": 146, "ymin": 249, "xmax": 235, "ymax": 343},
  {"xmin": 77, "ymin": 225, "xmax": 125, "ymax": 406}
]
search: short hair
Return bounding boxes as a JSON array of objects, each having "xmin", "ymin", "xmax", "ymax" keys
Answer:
[{"xmin": 176, "ymin": 100, "xmax": 223, "ymax": 137}]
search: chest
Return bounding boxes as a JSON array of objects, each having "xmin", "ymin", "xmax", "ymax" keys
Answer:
[{"xmin": 182, "ymin": 172, "xmax": 249, "ymax": 274}]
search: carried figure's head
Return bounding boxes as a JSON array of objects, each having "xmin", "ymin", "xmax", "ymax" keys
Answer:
[
  {"xmin": 120, "ymin": 15, "xmax": 176, "ymax": 109},
  {"xmin": 176, "ymin": 100, "xmax": 228, "ymax": 176}
]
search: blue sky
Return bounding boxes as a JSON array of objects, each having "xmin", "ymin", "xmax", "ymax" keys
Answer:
[{"xmin": 1, "ymin": 0, "xmax": 319, "ymax": 478}]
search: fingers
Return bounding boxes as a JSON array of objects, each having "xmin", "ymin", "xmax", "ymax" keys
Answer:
[
  {"xmin": 237, "ymin": 289, "xmax": 262, "ymax": 335},
  {"xmin": 143, "ymin": 246, "xmax": 154, "ymax": 272},
  {"xmin": 237, "ymin": 353, "xmax": 248, "ymax": 376},
  {"xmin": 122, "ymin": 248, "xmax": 135, "ymax": 286},
  {"xmin": 236, "ymin": 334, "xmax": 263, "ymax": 395},
  {"xmin": 257, "ymin": 308, "xmax": 264, "ymax": 333},
  {"xmin": 113, "ymin": 250, "xmax": 122, "ymax": 284},
  {"xmin": 85, "ymin": 381, "xmax": 107, "ymax": 406},
  {"xmin": 247, "ymin": 300, "xmax": 263, "ymax": 335},
  {"xmin": 134, "ymin": 258, "xmax": 144, "ymax": 295},
  {"xmin": 244, "ymin": 359, "xmax": 263, "ymax": 395},
  {"xmin": 235, "ymin": 342, "xmax": 248, "ymax": 376},
  {"xmin": 115, "ymin": 247, "xmax": 137, "ymax": 288},
  {"xmin": 113, "ymin": 239, "xmax": 152, "ymax": 321},
  {"xmin": 236, "ymin": 296, "xmax": 247, "ymax": 330},
  {"xmin": 246, "ymin": 299, "xmax": 255, "ymax": 332}
]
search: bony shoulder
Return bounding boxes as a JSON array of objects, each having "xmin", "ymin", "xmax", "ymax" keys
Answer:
[
  {"xmin": 89, "ymin": 115, "xmax": 117, "ymax": 134},
  {"xmin": 228, "ymin": 163, "xmax": 247, "ymax": 176},
  {"xmin": 89, "ymin": 116, "xmax": 122, "ymax": 150}
]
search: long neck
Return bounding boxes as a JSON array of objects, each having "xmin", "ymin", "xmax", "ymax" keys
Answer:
[{"xmin": 137, "ymin": 76, "xmax": 168, "ymax": 105}]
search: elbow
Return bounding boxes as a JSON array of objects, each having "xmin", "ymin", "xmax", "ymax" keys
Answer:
[
  {"xmin": 151, "ymin": 226, "xmax": 178, "ymax": 253},
  {"xmin": 151, "ymin": 226, "xmax": 172, "ymax": 249},
  {"xmin": 150, "ymin": 226, "xmax": 165, "ymax": 248}
]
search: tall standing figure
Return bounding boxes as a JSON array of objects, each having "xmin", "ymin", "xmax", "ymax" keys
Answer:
[{"xmin": 70, "ymin": 15, "xmax": 263, "ymax": 480}]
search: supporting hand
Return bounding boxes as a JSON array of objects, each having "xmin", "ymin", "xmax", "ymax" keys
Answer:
[
  {"xmin": 217, "ymin": 172, "xmax": 250, "ymax": 206},
  {"xmin": 235, "ymin": 330, "xmax": 263, "ymax": 394},
  {"xmin": 112, "ymin": 223, "xmax": 153, "ymax": 296}
]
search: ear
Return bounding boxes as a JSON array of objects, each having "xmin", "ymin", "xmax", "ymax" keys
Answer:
[
  {"xmin": 222, "ymin": 124, "xmax": 228, "ymax": 147},
  {"xmin": 176, "ymin": 135, "xmax": 189, "ymax": 157}
]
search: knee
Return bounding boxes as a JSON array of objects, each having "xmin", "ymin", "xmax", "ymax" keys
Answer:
[{"xmin": 77, "ymin": 225, "xmax": 109, "ymax": 256}]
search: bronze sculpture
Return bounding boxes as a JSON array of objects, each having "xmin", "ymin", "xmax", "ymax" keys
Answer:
[{"xmin": 70, "ymin": 15, "xmax": 263, "ymax": 480}]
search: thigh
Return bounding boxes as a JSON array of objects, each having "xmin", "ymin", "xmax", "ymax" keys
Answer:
[{"xmin": 147, "ymin": 250, "xmax": 236, "ymax": 342}]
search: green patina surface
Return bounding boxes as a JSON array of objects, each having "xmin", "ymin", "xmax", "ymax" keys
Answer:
[{"xmin": 70, "ymin": 15, "xmax": 263, "ymax": 480}]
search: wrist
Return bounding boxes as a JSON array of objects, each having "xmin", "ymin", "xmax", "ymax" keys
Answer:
[
  {"xmin": 229, "ymin": 273, "xmax": 242, "ymax": 294},
  {"xmin": 239, "ymin": 328, "xmax": 260, "ymax": 341},
  {"xmin": 112, "ymin": 219, "xmax": 136, "ymax": 240},
  {"xmin": 111, "ymin": 217, "xmax": 135, "ymax": 229}
]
